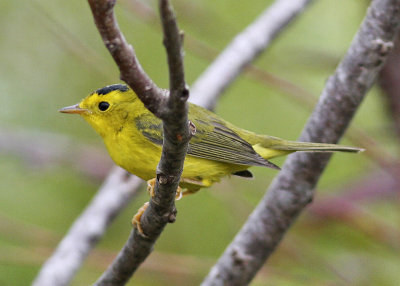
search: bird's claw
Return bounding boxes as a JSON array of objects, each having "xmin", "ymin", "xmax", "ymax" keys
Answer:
[
  {"xmin": 147, "ymin": 178, "xmax": 183, "ymax": 200},
  {"xmin": 132, "ymin": 202, "xmax": 149, "ymax": 237},
  {"xmin": 147, "ymin": 178, "xmax": 157, "ymax": 197}
]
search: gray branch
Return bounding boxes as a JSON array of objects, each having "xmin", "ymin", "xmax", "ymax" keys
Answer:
[
  {"xmin": 87, "ymin": 0, "xmax": 166, "ymax": 117},
  {"xmin": 90, "ymin": 0, "xmax": 190, "ymax": 285},
  {"xmin": 32, "ymin": 167, "xmax": 142, "ymax": 286},
  {"xmin": 201, "ymin": 0, "xmax": 400, "ymax": 285},
  {"xmin": 31, "ymin": 0, "xmax": 317, "ymax": 284},
  {"xmin": 190, "ymin": 0, "xmax": 313, "ymax": 109},
  {"xmin": 35, "ymin": 0, "xmax": 189, "ymax": 285},
  {"xmin": 379, "ymin": 35, "xmax": 400, "ymax": 140}
]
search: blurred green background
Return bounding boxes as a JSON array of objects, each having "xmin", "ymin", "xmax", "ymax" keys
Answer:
[{"xmin": 1, "ymin": 0, "xmax": 399, "ymax": 285}]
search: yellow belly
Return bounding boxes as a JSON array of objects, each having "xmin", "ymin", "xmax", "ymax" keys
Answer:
[{"xmin": 103, "ymin": 132, "xmax": 245, "ymax": 191}]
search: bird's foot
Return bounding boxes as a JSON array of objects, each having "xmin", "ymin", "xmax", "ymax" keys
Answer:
[
  {"xmin": 175, "ymin": 186, "xmax": 183, "ymax": 200},
  {"xmin": 147, "ymin": 178, "xmax": 157, "ymax": 197},
  {"xmin": 147, "ymin": 178, "xmax": 183, "ymax": 200},
  {"xmin": 132, "ymin": 202, "xmax": 149, "ymax": 237},
  {"xmin": 134, "ymin": 178, "xmax": 200, "ymax": 235}
]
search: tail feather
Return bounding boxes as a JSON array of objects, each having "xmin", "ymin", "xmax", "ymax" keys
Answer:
[
  {"xmin": 251, "ymin": 134, "xmax": 364, "ymax": 160},
  {"xmin": 270, "ymin": 140, "xmax": 364, "ymax": 153}
]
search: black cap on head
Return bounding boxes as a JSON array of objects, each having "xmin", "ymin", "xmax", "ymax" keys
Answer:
[{"xmin": 95, "ymin": 84, "xmax": 129, "ymax": 95}]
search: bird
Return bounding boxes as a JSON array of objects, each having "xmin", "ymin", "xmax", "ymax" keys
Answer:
[{"xmin": 59, "ymin": 84, "xmax": 363, "ymax": 233}]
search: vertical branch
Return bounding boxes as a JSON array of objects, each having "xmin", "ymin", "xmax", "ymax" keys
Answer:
[
  {"xmin": 32, "ymin": 0, "xmax": 315, "ymax": 284},
  {"xmin": 88, "ymin": 0, "xmax": 166, "ymax": 116},
  {"xmin": 160, "ymin": 1, "xmax": 186, "ymax": 94},
  {"xmin": 202, "ymin": 0, "xmax": 400, "ymax": 285},
  {"xmin": 88, "ymin": 0, "xmax": 190, "ymax": 285}
]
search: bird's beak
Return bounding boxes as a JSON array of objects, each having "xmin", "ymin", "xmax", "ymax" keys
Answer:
[{"xmin": 58, "ymin": 104, "xmax": 88, "ymax": 114}]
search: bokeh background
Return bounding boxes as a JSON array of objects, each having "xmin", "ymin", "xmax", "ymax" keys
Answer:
[{"xmin": 1, "ymin": 0, "xmax": 399, "ymax": 285}]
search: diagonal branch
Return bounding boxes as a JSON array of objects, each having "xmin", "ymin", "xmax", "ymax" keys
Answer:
[
  {"xmin": 89, "ymin": 0, "xmax": 190, "ymax": 285},
  {"xmin": 120, "ymin": 0, "xmax": 394, "ymax": 170},
  {"xmin": 32, "ymin": 167, "xmax": 142, "ymax": 286},
  {"xmin": 201, "ymin": 0, "xmax": 400, "ymax": 285},
  {"xmin": 32, "ymin": 0, "xmax": 316, "ymax": 284},
  {"xmin": 190, "ymin": 0, "xmax": 314, "ymax": 109},
  {"xmin": 88, "ymin": 0, "xmax": 166, "ymax": 117}
]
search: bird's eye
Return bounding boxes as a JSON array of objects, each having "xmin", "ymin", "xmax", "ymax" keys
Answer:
[{"xmin": 98, "ymin": 101, "xmax": 110, "ymax": 111}]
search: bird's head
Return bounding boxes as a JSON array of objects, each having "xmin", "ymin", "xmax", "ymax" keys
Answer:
[{"xmin": 59, "ymin": 84, "xmax": 139, "ymax": 137}]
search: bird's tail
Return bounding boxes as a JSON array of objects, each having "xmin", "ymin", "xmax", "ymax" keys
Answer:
[{"xmin": 249, "ymin": 134, "xmax": 364, "ymax": 160}]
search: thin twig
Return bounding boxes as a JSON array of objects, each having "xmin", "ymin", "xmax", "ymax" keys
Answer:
[
  {"xmin": 190, "ymin": 0, "xmax": 314, "ymax": 109},
  {"xmin": 201, "ymin": 0, "xmax": 400, "ymax": 285},
  {"xmin": 89, "ymin": 0, "xmax": 190, "ymax": 284},
  {"xmin": 32, "ymin": 167, "xmax": 142, "ymax": 286}
]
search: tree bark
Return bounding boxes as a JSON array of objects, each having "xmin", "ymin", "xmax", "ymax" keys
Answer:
[{"xmin": 201, "ymin": 1, "xmax": 400, "ymax": 285}]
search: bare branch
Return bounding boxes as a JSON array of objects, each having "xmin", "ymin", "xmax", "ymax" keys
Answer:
[
  {"xmin": 159, "ymin": 0, "xmax": 186, "ymax": 95},
  {"xmin": 121, "ymin": 0, "xmax": 395, "ymax": 170},
  {"xmin": 87, "ymin": 0, "xmax": 166, "ymax": 117},
  {"xmin": 33, "ymin": 0, "xmax": 312, "ymax": 283},
  {"xmin": 35, "ymin": 0, "xmax": 189, "ymax": 284},
  {"xmin": 33, "ymin": 0, "xmax": 317, "ymax": 284},
  {"xmin": 89, "ymin": 0, "xmax": 189, "ymax": 284},
  {"xmin": 190, "ymin": 0, "xmax": 313, "ymax": 109},
  {"xmin": 379, "ymin": 36, "xmax": 400, "ymax": 141},
  {"xmin": 32, "ymin": 167, "xmax": 142, "ymax": 286},
  {"xmin": 201, "ymin": 0, "xmax": 400, "ymax": 285}
]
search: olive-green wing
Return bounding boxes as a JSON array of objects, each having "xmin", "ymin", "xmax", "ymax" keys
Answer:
[{"xmin": 134, "ymin": 113, "xmax": 279, "ymax": 169}]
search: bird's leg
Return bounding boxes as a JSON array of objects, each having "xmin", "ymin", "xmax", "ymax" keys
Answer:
[
  {"xmin": 147, "ymin": 178, "xmax": 183, "ymax": 200},
  {"xmin": 133, "ymin": 178, "xmax": 183, "ymax": 235},
  {"xmin": 132, "ymin": 202, "xmax": 149, "ymax": 236},
  {"xmin": 134, "ymin": 178, "xmax": 200, "ymax": 235}
]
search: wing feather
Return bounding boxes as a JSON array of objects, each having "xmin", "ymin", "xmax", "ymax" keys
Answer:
[{"xmin": 135, "ymin": 112, "xmax": 280, "ymax": 169}]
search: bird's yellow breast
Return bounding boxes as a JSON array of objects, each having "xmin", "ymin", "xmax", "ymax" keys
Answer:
[
  {"xmin": 102, "ymin": 123, "xmax": 245, "ymax": 189},
  {"xmin": 103, "ymin": 124, "xmax": 161, "ymax": 181},
  {"xmin": 63, "ymin": 85, "xmax": 361, "ymax": 192}
]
